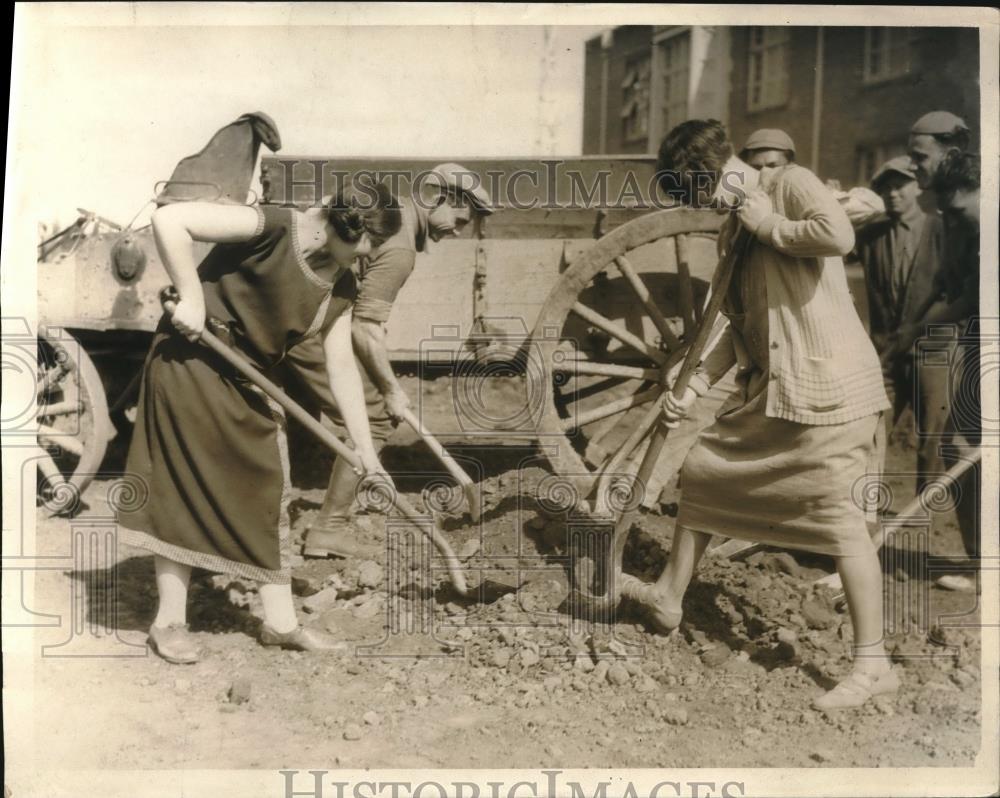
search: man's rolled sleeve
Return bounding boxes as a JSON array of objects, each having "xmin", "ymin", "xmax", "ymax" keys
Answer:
[{"xmin": 353, "ymin": 247, "xmax": 416, "ymax": 324}]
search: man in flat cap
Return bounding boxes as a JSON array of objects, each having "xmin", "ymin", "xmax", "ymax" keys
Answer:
[
  {"xmin": 907, "ymin": 111, "xmax": 972, "ymax": 191},
  {"xmin": 284, "ymin": 164, "xmax": 493, "ymax": 560},
  {"xmin": 854, "ymin": 156, "xmax": 945, "ymax": 493},
  {"xmin": 901, "ymin": 113, "xmax": 980, "ymax": 592},
  {"xmin": 739, "ymin": 128, "xmax": 796, "ymax": 170}
]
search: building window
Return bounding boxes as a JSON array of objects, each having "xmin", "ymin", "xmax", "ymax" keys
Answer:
[
  {"xmin": 856, "ymin": 141, "xmax": 908, "ymax": 185},
  {"xmin": 621, "ymin": 53, "xmax": 651, "ymax": 143},
  {"xmin": 747, "ymin": 27, "xmax": 790, "ymax": 112},
  {"xmin": 863, "ymin": 27, "xmax": 914, "ymax": 84},
  {"xmin": 658, "ymin": 31, "xmax": 691, "ymax": 136}
]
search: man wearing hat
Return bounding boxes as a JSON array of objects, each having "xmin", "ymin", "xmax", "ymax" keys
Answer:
[
  {"xmin": 739, "ymin": 128, "xmax": 796, "ymax": 170},
  {"xmin": 901, "ymin": 113, "xmax": 980, "ymax": 592},
  {"xmin": 907, "ymin": 111, "xmax": 972, "ymax": 191},
  {"xmin": 284, "ymin": 163, "xmax": 493, "ymax": 560},
  {"xmin": 854, "ymin": 156, "xmax": 945, "ymax": 492}
]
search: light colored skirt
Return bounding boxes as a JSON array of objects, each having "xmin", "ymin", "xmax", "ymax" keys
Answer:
[{"xmin": 678, "ymin": 368, "xmax": 882, "ymax": 558}]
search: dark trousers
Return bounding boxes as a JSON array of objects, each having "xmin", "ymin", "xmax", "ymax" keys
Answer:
[
  {"xmin": 882, "ymin": 349, "xmax": 952, "ymax": 495},
  {"xmin": 279, "ymin": 334, "xmax": 394, "ymax": 447},
  {"xmin": 940, "ymin": 336, "xmax": 981, "ymax": 558}
]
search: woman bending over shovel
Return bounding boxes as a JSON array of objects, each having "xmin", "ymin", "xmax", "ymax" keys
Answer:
[
  {"xmin": 118, "ymin": 186, "xmax": 401, "ymax": 663},
  {"xmin": 625, "ymin": 120, "xmax": 897, "ymax": 710}
]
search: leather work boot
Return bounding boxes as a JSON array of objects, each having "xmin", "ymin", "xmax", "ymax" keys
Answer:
[
  {"xmin": 259, "ymin": 624, "xmax": 348, "ymax": 652},
  {"xmin": 301, "ymin": 515, "xmax": 381, "ymax": 560}
]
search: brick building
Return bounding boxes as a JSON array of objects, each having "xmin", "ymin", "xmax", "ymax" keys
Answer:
[{"xmin": 582, "ymin": 25, "xmax": 980, "ymax": 186}]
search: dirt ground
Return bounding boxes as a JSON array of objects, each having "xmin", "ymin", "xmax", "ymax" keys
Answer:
[{"xmin": 26, "ymin": 375, "xmax": 985, "ymax": 772}]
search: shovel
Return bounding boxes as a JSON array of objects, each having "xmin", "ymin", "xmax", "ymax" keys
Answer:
[
  {"xmin": 159, "ymin": 287, "xmax": 468, "ymax": 595},
  {"xmin": 399, "ymin": 407, "xmax": 481, "ymax": 523}
]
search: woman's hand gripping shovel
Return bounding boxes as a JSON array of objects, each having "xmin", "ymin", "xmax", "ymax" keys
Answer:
[
  {"xmin": 578, "ymin": 229, "xmax": 752, "ymax": 614},
  {"xmin": 159, "ymin": 287, "xmax": 469, "ymax": 596}
]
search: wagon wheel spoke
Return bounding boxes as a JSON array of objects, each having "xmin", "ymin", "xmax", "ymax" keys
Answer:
[
  {"xmin": 37, "ymin": 400, "xmax": 83, "ymax": 418},
  {"xmin": 552, "ymin": 358, "xmax": 660, "ymax": 382},
  {"xmin": 37, "ymin": 364, "xmax": 70, "ymax": 397},
  {"xmin": 35, "ymin": 447, "xmax": 65, "ymax": 485},
  {"xmin": 38, "ymin": 424, "xmax": 86, "ymax": 458},
  {"xmin": 674, "ymin": 234, "xmax": 697, "ymax": 334},
  {"xmin": 613, "ymin": 255, "xmax": 681, "ymax": 350},
  {"xmin": 570, "ymin": 302, "xmax": 667, "ymax": 366},
  {"xmin": 560, "ymin": 384, "xmax": 661, "ymax": 431}
]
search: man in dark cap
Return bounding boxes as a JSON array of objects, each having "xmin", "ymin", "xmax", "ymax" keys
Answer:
[
  {"xmin": 901, "ymin": 113, "xmax": 980, "ymax": 592},
  {"xmin": 284, "ymin": 164, "xmax": 493, "ymax": 560},
  {"xmin": 907, "ymin": 111, "xmax": 972, "ymax": 190},
  {"xmin": 917, "ymin": 151, "xmax": 982, "ymax": 592},
  {"xmin": 739, "ymin": 128, "xmax": 796, "ymax": 170},
  {"xmin": 855, "ymin": 156, "xmax": 945, "ymax": 492}
]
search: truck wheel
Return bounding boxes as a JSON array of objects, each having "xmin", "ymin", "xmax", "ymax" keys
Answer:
[{"xmin": 36, "ymin": 329, "xmax": 115, "ymax": 515}]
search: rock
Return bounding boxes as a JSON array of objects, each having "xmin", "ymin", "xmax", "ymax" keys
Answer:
[
  {"xmin": 950, "ymin": 669, "xmax": 976, "ymax": 689},
  {"xmin": 353, "ymin": 595, "xmax": 384, "ymax": 619},
  {"xmin": 700, "ymin": 646, "xmax": 732, "ymax": 668},
  {"xmin": 499, "ymin": 628, "xmax": 518, "ymax": 646},
  {"xmin": 459, "ymin": 538, "xmax": 482, "ymax": 559},
  {"xmin": 343, "ymin": 723, "xmax": 364, "ymax": 741},
  {"xmin": 357, "ymin": 560, "xmax": 384, "ymax": 589},
  {"xmin": 801, "ymin": 597, "xmax": 837, "ymax": 630},
  {"xmin": 809, "ymin": 749, "xmax": 834, "ymax": 763},
  {"xmin": 574, "ymin": 657, "xmax": 595, "ymax": 673},
  {"xmin": 227, "ymin": 678, "xmax": 252, "ymax": 705},
  {"xmin": 302, "ymin": 587, "xmax": 339, "ymax": 614},
  {"xmin": 291, "ymin": 575, "xmax": 324, "ymax": 597},
  {"xmin": 413, "ymin": 694, "xmax": 429, "ymax": 708},
  {"xmin": 635, "ymin": 675, "xmax": 658, "ymax": 693},
  {"xmin": 520, "ymin": 649, "xmax": 540, "ymax": 668},
  {"xmin": 927, "ymin": 625, "xmax": 955, "ymax": 647},
  {"xmin": 873, "ymin": 696, "xmax": 895, "ymax": 716},
  {"xmin": 622, "ymin": 659, "xmax": 642, "ymax": 676},
  {"xmin": 773, "ymin": 641, "xmax": 798, "ymax": 662},
  {"xmin": 607, "ymin": 663, "xmax": 630, "ymax": 686},
  {"xmin": 492, "ymin": 649, "xmax": 511, "ymax": 669},
  {"xmin": 776, "ymin": 627, "xmax": 798, "ymax": 645},
  {"xmin": 759, "ymin": 552, "xmax": 802, "ymax": 578},
  {"xmin": 662, "ymin": 706, "xmax": 688, "ymax": 726},
  {"xmin": 592, "ymin": 660, "xmax": 610, "ymax": 683},
  {"xmin": 362, "ymin": 711, "xmax": 381, "ymax": 726}
]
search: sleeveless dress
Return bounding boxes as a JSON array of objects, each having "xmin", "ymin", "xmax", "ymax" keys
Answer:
[
  {"xmin": 676, "ymin": 220, "xmax": 881, "ymax": 558},
  {"xmin": 118, "ymin": 205, "xmax": 356, "ymax": 583}
]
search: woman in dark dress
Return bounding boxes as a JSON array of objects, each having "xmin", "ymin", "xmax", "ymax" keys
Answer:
[{"xmin": 118, "ymin": 186, "xmax": 401, "ymax": 663}]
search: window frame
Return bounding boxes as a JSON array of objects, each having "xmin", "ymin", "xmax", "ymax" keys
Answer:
[
  {"xmin": 747, "ymin": 26, "xmax": 791, "ymax": 112},
  {"xmin": 621, "ymin": 50, "xmax": 653, "ymax": 144},
  {"xmin": 862, "ymin": 27, "xmax": 915, "ymax": 85},
  {"xmin": 657, "ymin": 28, "xmax": 692, "ymax": 139}
]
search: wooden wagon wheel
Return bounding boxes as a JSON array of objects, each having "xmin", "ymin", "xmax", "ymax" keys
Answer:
[
  {"xmin": 531, "ymin": 207, "xmax": 725, "ymax": 512},
  {"xmin": 36, "ymin": 329, "xmax": 115, "ymax": 514}
]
